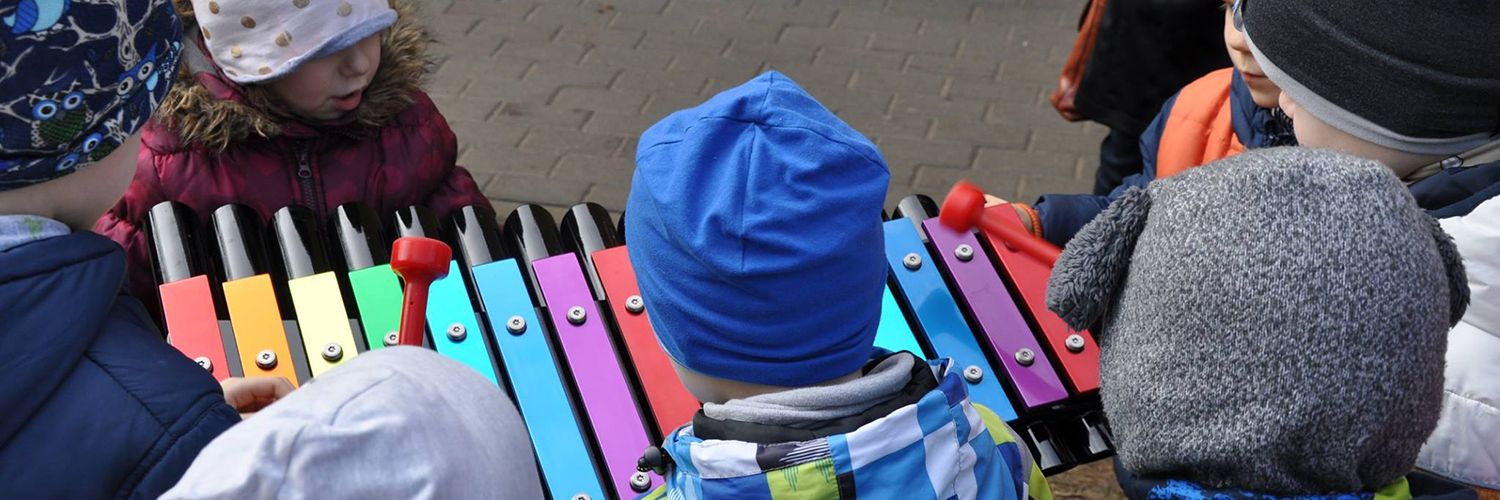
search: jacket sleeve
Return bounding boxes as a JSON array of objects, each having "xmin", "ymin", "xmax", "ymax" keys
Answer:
[
  {"xmin": 424, "ymin": 164, "xmax": 492, "ymax": 218},
  {"xmin": 1031, "ymin": 94, "xmax": 1175, "ymax": 247},
  {"xmin": 407, "ymin": 92, "xmax": 492, "ymax": 218},
  {"xmin": 93, "ymin": 136, "xmax": 179, "ymax": 324}
]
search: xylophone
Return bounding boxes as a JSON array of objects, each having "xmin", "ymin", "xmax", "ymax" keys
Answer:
[{"xmin": 144, "ymin": 195, "xmax": 1115, "ymax": 500}]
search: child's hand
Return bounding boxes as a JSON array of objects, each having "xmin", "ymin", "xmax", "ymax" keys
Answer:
[
  {"xmin": 221, "ymin": 377, "xmax": 295, "ymax": 419},
  {"xmin": 981, "ymin": 194, "xmax": 1039, "ymax": 236}
]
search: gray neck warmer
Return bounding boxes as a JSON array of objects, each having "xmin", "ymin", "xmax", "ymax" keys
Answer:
[{"xmin": 703, "ymin": 353, "xmax": 914, "ymax": 427}]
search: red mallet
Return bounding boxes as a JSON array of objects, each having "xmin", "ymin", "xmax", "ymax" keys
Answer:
[
  {"xmin": 940, "ymin": 180, "xmax": 1062, "ymax": 267},
  {"xmin": 390, "ymin": 237, "xmax": 452, "ymax": 347}
]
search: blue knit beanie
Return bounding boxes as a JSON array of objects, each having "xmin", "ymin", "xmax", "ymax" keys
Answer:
[
  {"xmin": 626, "ymin": 72, "xmax": 890, "ymax": 388},
  {"xmin": 0, "ymin": 0, "xmax": 183, "ymax": 190}
]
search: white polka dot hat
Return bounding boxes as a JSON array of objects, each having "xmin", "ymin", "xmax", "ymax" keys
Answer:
[{"xmin": 190, "ymin": 0, "xmax": 397, "ymax": 84}]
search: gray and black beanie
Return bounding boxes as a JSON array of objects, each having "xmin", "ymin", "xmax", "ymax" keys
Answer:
[
  {"xmin": 1242, "ymin": 0, "xmax": 1500, "ymax": 156},
  {"xmin": 1047, "ymin": 147, "xmax": 1469, "ymax": 494}
]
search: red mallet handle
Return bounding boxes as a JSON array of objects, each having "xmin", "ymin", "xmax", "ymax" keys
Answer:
[
  {"xmin": 390, "ymin": 237, "xmax": 452, "ymax": 347},
  {"xmin": 940, "ymin": 180, "xmax": 1062, "ymax": 267}
]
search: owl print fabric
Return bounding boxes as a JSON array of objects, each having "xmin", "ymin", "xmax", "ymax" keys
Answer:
[{"xmin": 0, "ymin": 0, "xmax": 182, "ymax": 191}]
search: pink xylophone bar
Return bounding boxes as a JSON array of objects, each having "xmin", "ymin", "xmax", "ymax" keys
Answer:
[{"xmin": 504, "ymin": 205, "xmax": 661, "ymax": 498}]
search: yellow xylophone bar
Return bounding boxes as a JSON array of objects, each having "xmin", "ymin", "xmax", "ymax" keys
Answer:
[{"xmin": 271, "ymin": 206, "xmax": 360, "ymax": 377}]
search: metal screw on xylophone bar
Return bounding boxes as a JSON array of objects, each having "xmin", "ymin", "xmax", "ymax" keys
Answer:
[
  {"xmin": 389, "ymin": 237, "xmax": 452, "ymax": 346},
  {"xmin": 939, "ymin": 180, "xmax": 1062, "ymax": 266}
]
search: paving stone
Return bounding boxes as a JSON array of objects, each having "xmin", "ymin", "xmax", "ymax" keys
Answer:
[
  {"xmin": 832, "ymin": 9, "xmax": 921, "ymax": 34},
  {"xmin": 612, "ymin": 68, "xmax": 710, "ymax": 95},
  {"xmin": 431, "ymin": 96, "xmax": 502, "ymax": 123},
  {"xmin": 430, "ymin": 0, "xmax": 1102, "ymax": 250},
  {"xmin": 519, "ymin": 127, "xmax": 627, "ymax": 157},
  {"xmin": 779, "ymin": 26, "xmax": 870, "ymax": 49},
  {"xmin": 497, "ymin": 41, "xmax": 589, "ymax": 63},
  {"xmin": 579, "ymin": 44, "xmax": 674, "ymax": 70},
  {"xmin": 973, "ymin": 147, "xmax": 1083, "ymax": 179},
  {"xmin": 553, "ymin": 154, "xmax": 637, "ymax": 184},
  {"xmin": 463, "ymin": 146, "xmax": 559, "ymax": 178},
  {"xmin": 850, "ymin": 68, "xmax": 947, "ymax": 96},
  {"xmin": 492, "ymin": 102, "xmax": 592, "ymax": 129},
  {"xmin": 583, "ymin": 111, "xmax": 663, "ymax": 137},
  {"xmin": 485, "ymin": 172, "xmax": 591, "ymax": 207},
  {"xmin": 762, "ymin": 62, "xmax": 854, "ymax": 89},
  {"xmin": 814, "ymin": 46, "xmax": 906, "ymax": 71},
  {"xmin": 877, "ymin": 136, "xmax": 977, "ymax": 169},
  {"xmin": 870, "ymin": 31, "xmax": 961, "ymax": 56},
  {"xmin": 749, "ymin": 3, "xmax": 838, "ymax": 27},
  {"xmin": 930, "ymin": 120, "xmax": 1030, "ymax": 151},
  {"xmin": 889, "ymin": 93, "xmax": 988, "ymax": 123},
  {"xmin": 551, "ymin": 86, "xmax": 647, "ymax": 114},
  {"xmin": 906, "ymin": 54, "xmax": 1001, "ymax": 79}
]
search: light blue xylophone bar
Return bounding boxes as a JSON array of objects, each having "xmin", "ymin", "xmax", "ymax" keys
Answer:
[
  {"xmin": 471, "ymin": 257, "xmax": 607, "ymax": 500},
  {"xmin": 425, "ymin": 260, "xmax": 501, "ymax": 385},
  {"xmin": 882, "ymin": 219, "xmax": 1019, "ymax": 421},
  {"xmin": 875, "ymin": 284, "xmax": 927, "ymax": 357}
]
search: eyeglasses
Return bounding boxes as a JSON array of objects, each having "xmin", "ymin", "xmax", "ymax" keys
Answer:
[{"xmin": 1232, "ymin": 0, "xmax": 1246, "ymax": 32}]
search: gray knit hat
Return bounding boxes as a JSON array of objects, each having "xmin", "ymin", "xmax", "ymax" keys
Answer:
[
  {"xmin": 1047, "ymin": 148, "xmax": 1469, "ymax": 494},
  {"xmin": 1242, "ymin": 0, "xmax": 1500, "ymax": 156}
]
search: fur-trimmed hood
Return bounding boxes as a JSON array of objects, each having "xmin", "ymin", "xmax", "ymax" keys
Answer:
[{"xmin": 156, "ymin": 0, "xmax": 431, "ymax": 151}]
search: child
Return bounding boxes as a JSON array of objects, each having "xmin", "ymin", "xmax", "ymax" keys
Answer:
[
  {"xmin": 1022, "ymin": 0, "xmax": 1295, "ymax": 247},
  {"xmin": 0, "ymin": 1, "xmax": 244, "ymax": 496},
  {"xmin": 1238, "ymin": 0, "xmax": 1500, "ymax": 489},
  {"xmin": 1047, "ymin": 147, "xmax": 1473, "ymax": 498},
  {"xmin": 94, "ymin": 0, "xmax": 489, "ymax": 317},
  {"xmin": 1422, "ymin": 196, "xmax": 1500, "ymax": 493},
  {"xmin": 162, "ymin": 346, "xmax": 545, "ymax": 498},
  {"xmin": 625, "ymin": 71, "xmax": 1050, "ymax": 500}
]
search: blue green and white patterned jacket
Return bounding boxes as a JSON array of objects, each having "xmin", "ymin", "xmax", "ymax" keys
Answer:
[{"xmin": 639, "ymin": 358, "xmax": 1052, "ymax": 500}]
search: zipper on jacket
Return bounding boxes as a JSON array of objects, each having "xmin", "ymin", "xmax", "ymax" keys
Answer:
[{"xmin": 294, "ymin": 143, "xmax": 326, "ymax": 218}]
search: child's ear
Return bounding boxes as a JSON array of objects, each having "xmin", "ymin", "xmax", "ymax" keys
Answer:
[
  {"xmin": 1046, "ymin": 187, "xmax": 1153, "ymax": 332},
  {"xmin": 1426, "ymin": 216, "xmax": 1470, "ymax": 326}
]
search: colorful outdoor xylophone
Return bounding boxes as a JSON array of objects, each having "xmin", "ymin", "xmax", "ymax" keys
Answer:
[{"xmin": 143, "ymin": 192, "xmax": 1114, "ymax": 500}]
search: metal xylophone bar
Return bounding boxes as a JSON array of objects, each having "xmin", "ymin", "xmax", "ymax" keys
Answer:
[
  {"xmin": 922, "ymin": 216, "xmax": 1069, "ymax": 409},
  {"xmin": 503, "ymin": 205, "xmax": 661, "ymax": 498},
  {"xmin": 560, "ymin": 203, "xmax": 699, "ymax": 440},
  {"xmin": 387, "ymin": 207, "xmax": 502, "ymax": 385},
  {"xmin": 332, "ymin": 203, "xmax": 405, "ymax": 352},
  {"xmin": 885, "ymin": 196, "xmax": 1020, "ymax": 422},
  {"xmin": 145, "ymin": 200, "xmax": 1112, "ymax": 486},
  {"xmin": 447, "ymin": 205, "xmax": 608, "ymax": 500},
  {"xmin": 147, "ymin": 201, "xmax": 233, "ymax": 381},
  {"xmin": 889, "ymin": 195, "xmax": 1104, "ymax": 475},
  {"xmin": 979, "ymin": 203, "xmax": 1100, "ymax": 395},
  {"xmin": 270, "ymin": 206, "xmax": 362, "ymax": 377},
  {"xmin": 211, "ymin": 205, "xmax": 302, "ymax": 386}
]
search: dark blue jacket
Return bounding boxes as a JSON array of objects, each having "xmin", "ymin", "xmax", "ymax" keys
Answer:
[
  {"xmin": 1034, "ymin": 70, "xmax": 1500, "ymax": 246},
  {"xmin": 0, "ymin": 232, "xmax": 238, "ymax": 498},
  {"xmin": 1113, "ymin": 458, "xmax": 1479, "ymax": 499},
  {"xmin": 1036, "ymin": 69, "xmax": 1285, "ymax": 246}
]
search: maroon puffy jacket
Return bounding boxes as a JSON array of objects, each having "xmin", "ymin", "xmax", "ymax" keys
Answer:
[{"xmin": 95, "ymin": 10, "xmax": 489, "ymax": 321}]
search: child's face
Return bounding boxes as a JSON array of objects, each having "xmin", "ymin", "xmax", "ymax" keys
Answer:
[
  {"xmin": 1278, "ymin": 92, "xmax": 1442, "ymax": 176},
  {"xmin": 265, "ymin": 33, "xmax": 381, "ymax": 122},
  {"xmin": 1223, "ymin": 0, "xmax": 1282, "ymax": 109}
]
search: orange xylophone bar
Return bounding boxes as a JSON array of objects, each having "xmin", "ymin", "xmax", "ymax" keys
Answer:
[{"xmin": 210, "ymin": 205, "xmax": 301, "ymax": 386}]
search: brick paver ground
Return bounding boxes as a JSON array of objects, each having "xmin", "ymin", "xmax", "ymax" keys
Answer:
[
  {"xmin": 421, "ymin": 1, "xmax": 1121, "ymax": 496},
  {"xmin": 420, "ymin": 0, "xmax": 1107, "ymax": 218}
]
